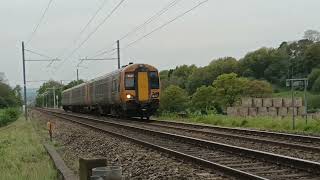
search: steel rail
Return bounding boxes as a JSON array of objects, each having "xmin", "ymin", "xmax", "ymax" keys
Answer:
[
  {"xmin": 39, "ymin": 108, "xmax": 320, "ymax": 179},
  {"xmin": 152, "ymin": 119, "xmax": 320, "ymax": 142},
  {"xmin": 132, "ymin": 120, "xmax": 320, "ymax": 152},
  {"xmin": 38, "ymin": 109, "xmax": 266, "ymax": 180}
]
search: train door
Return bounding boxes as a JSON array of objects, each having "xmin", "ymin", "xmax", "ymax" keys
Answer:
[{"xmin": 137, "ymin": 72, "xmax": 149, "ymax": 102}]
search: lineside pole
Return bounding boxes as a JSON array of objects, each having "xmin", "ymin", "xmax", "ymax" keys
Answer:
[
  {"xmin": 53, "ymin": 87, "xmax": 56, "ymax": 109},
  {"xmin": 304, "ymin": 79, "xmax": 308, "ymax": 124},
  {"xmin": 117, "ymin": 40, "xmax": 120, "ymax": 69},
  {"xmin": 22, "ymin": 41, "xmax": 28, "ymax": 120},
  {"xmin": 77, "ymin": 68, "xmax": 79, "ymax": 81}
]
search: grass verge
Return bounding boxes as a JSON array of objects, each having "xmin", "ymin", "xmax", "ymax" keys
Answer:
[
  {"xmin": 0, "ymin": 117, "xmax": 57, "ymax": 180},
  {"xmin": 157, "ymin": 113, "xmax": 320, "ymax": 135}
]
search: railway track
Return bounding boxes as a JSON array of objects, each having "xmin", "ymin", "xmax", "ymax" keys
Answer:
[
  {"xmin": 38, "ymin": 108, "xmax": 320, "ymax": 180},
  {"xmin": 45, "ymin": 108, "xmax": 320, "ymax": 162}
]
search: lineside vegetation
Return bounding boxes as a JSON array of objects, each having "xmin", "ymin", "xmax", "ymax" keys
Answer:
[
  {"xmin": 0, "ymin": 117, "xmax": 57, "ymax": 179},
  {"xmin": 158, "ymin": 113, "xmax": 320, "ymax": 134}
]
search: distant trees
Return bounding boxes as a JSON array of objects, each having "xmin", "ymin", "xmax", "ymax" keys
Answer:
[
  {"xmin": 308, "ymin": 68, "xmax": 320, "ymax": 90},
  {"xmin": 159, "ymin": 73, "xmax": 273, "ymax": 114},
  {"xmin": 304, "ymin": 30, "xmax": 320, "ymax": 42},
  {"xmin": 158, "ymin": 31, "xmax": 320, "ymax": 114},
  {"xmin": 311, "ymin": 77, "xmax": 320, "ymax": 93},
  {"xmin": 0, "ymin": 82, "xmax": 22, "ymax": 108},
  {"xmin": 304, "ymin": 42, "xmax": 320, "ymax": 73},
  {"xmin": 35, "ymin": 80, "xmax": 63, "ymax": 107},
  {"xmin": 63, "ymin": 80, "xmax": 85, "ymax": 90}
]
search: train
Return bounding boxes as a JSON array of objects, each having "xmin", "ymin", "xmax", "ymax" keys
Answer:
[{"xmin": 61, "ymin": 63, "xmax": 160, "ymax": 119}]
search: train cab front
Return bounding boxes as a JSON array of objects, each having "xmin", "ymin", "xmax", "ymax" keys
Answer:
[{"xmin": 121, "ymin": 64, "xmax": 160, "ymax": 119}]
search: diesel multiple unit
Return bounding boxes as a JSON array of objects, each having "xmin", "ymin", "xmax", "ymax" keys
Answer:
[{"xmin": 61, "ymin": 64, "xmax": 160, "ymax": 119}]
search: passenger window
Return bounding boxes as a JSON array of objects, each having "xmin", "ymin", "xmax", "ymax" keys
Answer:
[
  {"xmin": 125, "ymin": 73, "xmax": 135, "ymax": 90},
  {"xmin": 112, "ymin": 79, "xmax": 117, "ymax": 92},
  {"xmin": 149, "ymin": 71, "xmax": 159, "ymax": 89}
]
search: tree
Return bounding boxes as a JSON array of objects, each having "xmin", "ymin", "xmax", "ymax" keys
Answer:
[
  {"xmin": 304, "ymin": 43, "xmax": 320, "ymax": 73},
  {"xmin": 160, "ymin": 85, "xmax": 189, "ymax": 113},
  {"xmin": 186, "ymin": 67, "xmax": 211, "ymax": 94},
  {"xmin": 312, "ymin": 77, "xmax": 320, "ymax": 93},
  {"xmin": 212, "ymin": 73, "xmax": 249, "ymax": 107},
  {"xmin": 13, "ymin": 85, "xmax": 22, "ymax": 106},
  {"xmin": 208, "ymin": 57, "xmax": 239, "ymax": 79},
  {"xmin": 308, "ymin": 68, "xmax": 320, "ymax": 89},
  {"xmin": 191, "ymin": 86, "xmax": 216, "ymax": 114},
  {"xmin": 36, "ymin": 80, "xmax": 63, "ymax": 107},
  {"xmin": 304, "ymin": 30, "xmax": 320, "ymax": 42},
  {"xmin": 0, "ymin": 97, "xmax": 8, "ymax": 108},
  {"xmin": 0, "ymin": 82, "xmax": 19, "ymax": 108},
  {"xmin": 63, "ymin": 80, "xmax": 85, "ymax": 90},
  {"xmin": 245, "ymin": 80, "xmax": 273, "ymax": 98}
]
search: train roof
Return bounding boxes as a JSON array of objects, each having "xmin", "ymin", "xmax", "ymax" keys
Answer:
[{"xmin": 62, "ymin": 63, "xmax": 158, "ymax": 93}]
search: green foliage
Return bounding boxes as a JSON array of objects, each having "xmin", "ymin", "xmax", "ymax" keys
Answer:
[
  {"xmin": 35, "ymin": 80, "xmax": 63, "ymax": 107},
  {"xmin": 0, "ymin": 108, "xmax": 20, "ymax": 127},
  {"xmin": 0, "ymin": 82, "xmax": 21, "ymax": 108},
  {"xmin": 0, "ymin": 117, "xmax": 57, "ymax": 179},
  {"xmin": 212, "ymin": 73, "xmax": 249, "ymax": 107},
  {"xmin": 160, "ymin": 65, "xmax": 197, "ymax": 91},
  {"xmin": 186, "ymin": 57, "xmax": 239, "ymax": 94},
  {"xmin": 311, "ymin": 76, "xmax": 320, "ymax": 92},
  {"xmin": 245, "ymin": 80, "xmax": 273, "ymax": 98},
  {"xmin": 273, "ymin": 91, "xmax": 320, "ymax": 112},
  {"xmin": 160, "ymin": 85, "xmax": 189, "ymax": 113},
  {"xmin": 307, "ymin": 94, "xmax": 320, "ymax": 112},
  {"xmin": 158, "ymin": 114, "xmax": 320, "ymax": 134},
  {"xmin": 186, "ymin": 66, "xmax": 211, "ymax": 94},
  {"xmin": 304, "ymin": 42, "xmax": 320, "ymax": 73},
  {"xmin": 63, "ymin": 79, "xmax": 85, "ymax": 90},
  {"xmin": 308, "ymin": 68, "xmax": 320, "ymax": 89},
  {"xmin": 191, "ymin": 86, "xmax": 216, "ymax": 114}
]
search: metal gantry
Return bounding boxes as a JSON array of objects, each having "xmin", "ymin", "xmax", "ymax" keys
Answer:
[
  {"xmin": 21, "ymin": 41, "xmax": 61, "ymax": 119},
  {"xmin": 286, "ymin": 78, "xmax": 309, "ymax": 129}
]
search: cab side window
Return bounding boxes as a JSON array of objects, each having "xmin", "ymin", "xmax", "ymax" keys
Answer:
[{"xmin": 125, "ymin": 73, "xmax": 135, "ymax": 90}]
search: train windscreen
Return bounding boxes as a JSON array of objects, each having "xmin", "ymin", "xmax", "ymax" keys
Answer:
[{"xmin": 149, "ymin": 71, "xmax": 159, "ymax": 89}]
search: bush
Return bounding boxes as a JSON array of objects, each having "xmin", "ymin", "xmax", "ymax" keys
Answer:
[
  {"xmin": 160, "ymin": 85, "xmax": 189, "ymax": 113},
  {"xmin": 311, "ymin": 76, "xmax": 320, "ymax": 92},
  {"xmin": 308, "ymin": 68, "xmax": 320, "ymax": 89},
  {"xmin": 191, "ymin": 86, "xmax": 216, "ymax": 114},
  {"xmin": 0, "ymin": 108, "xmax": 20, "ymax": 127},
  {"xmin": 307, "ymin": 94, "xmax": 320, "ymax": 111}
]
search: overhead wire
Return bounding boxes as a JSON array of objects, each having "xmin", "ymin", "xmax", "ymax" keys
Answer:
[
  {"xmin": 90, "ymin": 0, "xmax": 182, "ymax": 58},
  {"xmin": 26, "ymin": 0, "xmax": 54, "ymax": 45},
  {"xmin": 25, "ymin": 49, "xmax": 53, "ymax": 59},
  {"xmin": 119, "ymin": 0, "xmax": 181, "ymax": 41},
  {"xmin": 57, "ymin": 0, "xmax": 109, "ymax": 58},
  {"xmin": 123, "ymin": 0, "xmax": 209, "ymax": 49},
  {"xmin": 55, "ymin": 0, "xmax": 126, "ymax": 71}
]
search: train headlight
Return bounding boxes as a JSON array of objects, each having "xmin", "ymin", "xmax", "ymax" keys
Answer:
[
  {"xmin": 151, "ymin": 92, "xmax": 159, "ymax": 98},
  {"xmin": 126, "ymin": 94, "xmax": 133, "ymax": 99}
]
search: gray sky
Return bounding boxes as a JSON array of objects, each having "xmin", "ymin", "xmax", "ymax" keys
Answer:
[{"xmin": 0, "ymin": 0, "xmax": 319, "ymax": 88}]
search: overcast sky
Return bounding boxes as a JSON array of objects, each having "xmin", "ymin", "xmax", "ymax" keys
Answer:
[{"xmin": 0, "ymin": 0, "xmax": 319, "ymax": 88}]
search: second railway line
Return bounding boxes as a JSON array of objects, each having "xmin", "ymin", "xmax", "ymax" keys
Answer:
[
  {"xmin": 46, "ymin": 108, "xmax": 320, "ymax": 162},
  {"xmin": 38, "ymin": 108, "xmax": 320, "ymax": 180}
]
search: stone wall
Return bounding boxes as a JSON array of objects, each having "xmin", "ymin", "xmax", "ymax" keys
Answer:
[{"xmin": 228, "ymin": 97, "xmax": 307, "ymax": 117}]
